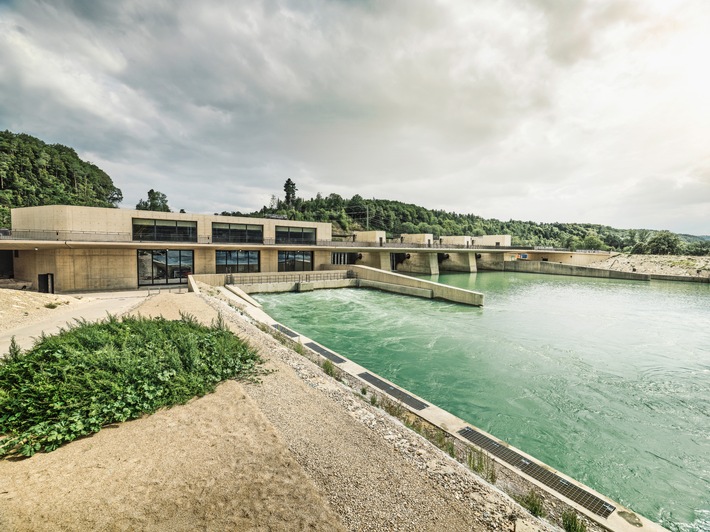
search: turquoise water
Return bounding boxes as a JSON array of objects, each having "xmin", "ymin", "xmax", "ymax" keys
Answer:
[{"xmin": 254, "ymin": 272, "xmax": 710, "ymax": 531}]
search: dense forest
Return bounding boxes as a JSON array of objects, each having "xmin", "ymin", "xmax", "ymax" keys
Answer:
[
  {"xmin": 0, "ymin": 131, "xmax": 123, "ymax": 227},
  {"xmin": 221, "ymin": 181, "xmax": 709, "ymax": 255}
]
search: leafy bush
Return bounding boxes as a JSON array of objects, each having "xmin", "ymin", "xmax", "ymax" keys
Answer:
[{"xmin": 0, "ymin": 314, "xmax": 262, "ymax": 458}]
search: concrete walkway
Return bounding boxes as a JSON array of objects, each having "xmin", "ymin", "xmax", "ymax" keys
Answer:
[{"xmin": 1, "ymin": 291, "xmax": 150, "ymax": 354}]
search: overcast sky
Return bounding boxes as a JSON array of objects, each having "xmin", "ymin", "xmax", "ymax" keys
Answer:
[{"xmin": 1, "ymin": 0, "xmax": 709, "ymax": 234}]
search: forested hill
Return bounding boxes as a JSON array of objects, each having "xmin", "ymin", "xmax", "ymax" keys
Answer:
[
  {"xmin": 229, "ymin": 191, "xmax": 709, "ymax": 255},
  {"xmin": 0, "ymin": 131, "xmax": 123, "ymax": 227}
]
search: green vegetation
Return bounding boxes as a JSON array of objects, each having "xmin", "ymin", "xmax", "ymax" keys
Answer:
[
  {"xmin": 322, "ymin": 359, "xmax": 335, "ymax": 378},
  {"xmin": 219, "ymin": 181, "xmax": 709, "ymax": 255},
  {"xmin": 0, "ymin": 130, "xmax": 123, "ymax": 227},
  {"xmin": 516, "ymin": 489, "xmax": 546, "ymax": 517},
  {"xmin": 136, "ymin": 188, "xmax": 171, "ymax": 212},
  {"xmin": 0, "ymin": 313, "xmax": 262, "ymax": 458},
  {"xmin": 466, "ymin": 447, "xmax": 497, "ymax": 483},
  {"xmin": 562, "ymin": 510, "xmax": 587, "ymax": 532}
]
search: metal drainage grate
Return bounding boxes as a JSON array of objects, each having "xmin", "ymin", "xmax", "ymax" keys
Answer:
[
  {"xmin": 358, "ymin": 372, "xmax": 428, "ymax": 411},
  {"xmin": 457, "ymin": 427, "xmax": 615, "ymax": 518},
  {"xmin": 305, "ymin": 342, "xmax": 345, "ymax": 364},
  {"xmin": 272, "ymin": 323, "xmax": 298, "ymax": 338}
]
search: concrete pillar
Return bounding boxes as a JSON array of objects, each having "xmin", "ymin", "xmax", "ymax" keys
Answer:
[
  {"xmin": 439, "ymin": 252, "xmax": 477, "ymax": 273},
  {"xmin": 397, "ymin": 252, "xmax": 439, "ymax": 275}
]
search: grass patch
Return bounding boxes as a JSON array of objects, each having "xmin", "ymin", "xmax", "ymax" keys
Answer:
[
  {"xmin": 466, "ymin": 446, "xmax": 497, "ymax": 483},
  {"xmin": 44, "ymin": 302, "xmax": 59, "ymax": 309},
  {"xmin": 562, "ymin": 510, "xmax": 586, "ymax": 532},
  {"xmin": 322, "ymin": 359, "xmax": 335, "ymax": 378},
  {"xmin": 515, "ymin": 489, "xmax": 546, "ymax": 517},
  {"xmin": 0, "ymin": 313, "xmax": 263, "ymax": 458}
]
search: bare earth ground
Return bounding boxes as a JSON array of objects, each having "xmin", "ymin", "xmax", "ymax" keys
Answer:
[
  {"xmin": 0, "ymin": 289, "xmax": 560, "ymax": 531},
  {"xmin": 0, "ymin": 289, "xmax": 83, "ymax": 331},
  {"xmin": 588, "ymin": 253, "xmax": 710, "ymax": 277}
]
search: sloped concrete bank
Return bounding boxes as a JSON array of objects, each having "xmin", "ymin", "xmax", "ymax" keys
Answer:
[{"xmin": 501, "ymin": 261, "xmax": 651, "ymax": 281}]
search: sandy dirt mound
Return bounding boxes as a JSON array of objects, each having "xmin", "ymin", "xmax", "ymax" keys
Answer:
[
  {"xmin": 0, "ymin": 293, "xmax": 345, "ymax": 532},
  {"xmin": 589, "ymin": 254, "xmax": 710, "ymax": 277},
  {"xmin": 0, "ymin": 289, "xmax": 83, "ymax": 332}
]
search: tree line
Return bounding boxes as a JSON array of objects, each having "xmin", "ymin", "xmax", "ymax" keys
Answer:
[
  {"xmin": 219, "ymin": 181, "xmax": 709, "ymax": 255},
  {"xmin": 0, "ymin": 131, "xmax": 123, "ymax": 227}
]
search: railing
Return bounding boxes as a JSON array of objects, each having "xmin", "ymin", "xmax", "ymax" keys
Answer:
[
  {"xmin": 225, "ymin": 271, "xmax": 354, "ymax": 285},
  {"xmin": 0, "ymin": 229, "xmax": 572, "ymax": 252}
]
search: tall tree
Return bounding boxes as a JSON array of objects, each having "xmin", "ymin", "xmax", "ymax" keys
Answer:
[
  {"xmin": 284, "ymin": 179, "xmax": 297, "ymax": 207},
  {"xmin": 136, "ymin": 189, "xmax": 171, "ymax": 212}
]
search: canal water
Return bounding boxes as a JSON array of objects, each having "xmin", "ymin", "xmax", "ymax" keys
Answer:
[{"xmin": 254, "ymin": 272, "xmax": 710, "ymax": 531}]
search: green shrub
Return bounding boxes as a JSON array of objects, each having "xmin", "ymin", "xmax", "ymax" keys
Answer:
[
  {"xmin": 516, "ymin": 490, "xmax": 546, "ymax": 517},
  {"xmin": 322, "ymin": 359, "xmax": 335, "ymax": 377},
  {"xmin": 562, "ymin": 510, "xmax": 586, "ymax": 532},
  {"xmin": 0, "ymin": 314, "xmax": 262, "ymax": 458}
]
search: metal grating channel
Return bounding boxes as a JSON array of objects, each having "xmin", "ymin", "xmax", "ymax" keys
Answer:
[
  {"xmin": 457, "ymin": 427, "xmax": 615, "ymax": 518},
  {"xmin": 358, "ymin": 372, "xmax": 428, "ymax": 411},
  {"xmin": 305, "ymin": 342, "xmax": 345, "ymax": 364},
  {"xmin": 272, "ymin": 323, "xmax": 298, "ymax": 338}
]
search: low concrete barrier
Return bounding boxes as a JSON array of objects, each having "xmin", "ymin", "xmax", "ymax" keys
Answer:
[
  {"xmin": 358, "ymin": 279, "xmax": 434, "ymax": 299},
  {"xmin": 650, "ymin": 274, "xmax": 709, "ymax": 283},
  {"xmin": 323, "ymin": 264, "xmax": 484, "ymax": 306},
  {"xmin": 503, "ymin": 261, "xmax": 651, "ymax": 281}
]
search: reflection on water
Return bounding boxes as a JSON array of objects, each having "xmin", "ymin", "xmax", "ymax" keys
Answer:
[{"xmin": 255, "ymin": 272, "xmax": 710, "ymax": 531}]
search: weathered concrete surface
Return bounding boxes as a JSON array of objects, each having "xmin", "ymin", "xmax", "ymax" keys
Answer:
[
  {"xmin": 439, "ymin": 251, "xmax": 477, "ymax": 273},
  {"xmin": 323, "ymin": 264, "xmax": 484, "ymax": 306},
  {"xmin": 502, "ymin": 261, "xmax": 651, "ymax": 281},
  {"xmin": 357, "ymin": 279, "xmax": 433, "ymax": 299}
]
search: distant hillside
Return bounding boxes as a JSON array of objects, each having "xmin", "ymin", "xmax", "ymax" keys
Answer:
[
  {"xmin": 221, "ymin": 189, "xmax": 709, "ymax": 256},
  {"xmin": 0, "ymin": 131, "xmax": 123, "ymax": 227}
]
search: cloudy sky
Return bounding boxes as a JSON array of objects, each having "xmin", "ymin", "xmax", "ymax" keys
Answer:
[{"xmin": 1, "ymin": 0, "xmax": 709, "ymax": 234}]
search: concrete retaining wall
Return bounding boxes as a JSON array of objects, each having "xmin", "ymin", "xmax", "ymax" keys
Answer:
[
  {"xmin": 503, "ymin": 261, "xmax": 650, "ymax": 281},
  {"xmin": 649, "ymin": 274, "xmax": 709, "ymax": 283},
  {"xmin": 357, "ymin": 279, "xmax": 434, "ymax": 299},
  {"xmin": 323, "ymin": 264, "xmax": 484, "ymax": 306}
]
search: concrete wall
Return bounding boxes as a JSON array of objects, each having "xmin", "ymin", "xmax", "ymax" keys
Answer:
[
  {"xmin": 322, "ymin": 264, "xmax": 484, "ymax": 306},
  {"xmin": 399, "ymin": 233, "xmax": 434, "ymax": 246},
  {"xmin": 439, "ymin": 252, "xmax": 477, "ymax": 273},
  {"xmin": 357, "ymin": 251, "xmax": 390, "ymax": 270},
  {"xmin": 503, "ymin": 260, "xmax": 650, "ymax": 281},
  {"xmin": 353, "ymin": 231, "xmax": 386, "ymax": 244},
  {"xmin": 513, "ymin": 251, "xmax": 611, "ymax": 265},
  {"xmin": 473, "ymin": 235, "xmax": 511, "ymax": 247},
  {"xmin": 11, "ymin": 205, "xmax": 332, "ymax": 242},
  {"xmin": 476, "ymin": 252, "xmax": 506, "ymax": 270},
  {"xmin": 440, "ymin": 235, "xmax": 472, "ymax": 247},
  {"xmin": 396, "ymin": 252, "xmax": 439, "ymax": 275}
]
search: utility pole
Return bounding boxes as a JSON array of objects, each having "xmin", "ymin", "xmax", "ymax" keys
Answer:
[{"xmin": 366, "ymin": 204, "xmax": 369, "ymax": 231}]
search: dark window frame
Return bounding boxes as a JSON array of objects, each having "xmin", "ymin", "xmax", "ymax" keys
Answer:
[
  {"xmin": 275, "ymin": 226, "xmax": 317, "ymax": 245},
  {"xmin": 278, "ymin": 250, "xmax": 313, "ymax": 272},
  {"xmin": 215, "ymin": 250, "xmax": 261, "ymax": 273},
  {"xmin": 137, "ymin": 249, "xmax": 194, "ymax": 286},
  {"xmin": 212, "ymin": 222, "xmax": 263, "ymax": 244},
  {"xmin": 132, "ymin": 218, "xmax": 197, "ymax": 242}
]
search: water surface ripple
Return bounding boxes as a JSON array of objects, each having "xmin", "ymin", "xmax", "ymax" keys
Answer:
[{"xmin": 255, "ymin": 272, "xmax": 710, "ymax": 531}]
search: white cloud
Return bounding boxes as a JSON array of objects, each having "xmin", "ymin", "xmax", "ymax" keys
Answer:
[{"xmin": 1, "ymin": 0, "xmax": 709, "ymax": 233}]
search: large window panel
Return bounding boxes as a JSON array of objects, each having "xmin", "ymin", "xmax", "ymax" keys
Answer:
[
  {"xmin": 138, "ymin": 249, "xmax": 193, "ymax": 285},
  {"xmin": 275, "ymin": 226, "xmax": 317, "ymax": 244},
  {"xmin": 278, "ymin": 251, "xmax": 313, "ymax": 272},
  {"xmin": 212, "ymin": 222, "xmax": 263, "ymax": 243},
  {"xmin": 132, "ymin": 218, "xmax": 197, "ymax": 242},
  {"xmin": 216, "ymin": 250, "xmax": 260, "ymax": 273}
]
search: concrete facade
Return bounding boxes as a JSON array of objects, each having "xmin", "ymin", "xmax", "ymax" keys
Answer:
[{"xmin": 2, "ymin": 204, "xmax": 617, "ymax": 294}]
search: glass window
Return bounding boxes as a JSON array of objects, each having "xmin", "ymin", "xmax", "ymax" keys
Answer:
[
  {"xmin": 212, "ymin": 222, "xmax": 263, "ymax": 243},
  {"xmin": 138, "ymin": 249, "xmax": 193, "ymax": 285},
  {"xmin": 275, "ymin": 226, "xmax": 317, "ymax": 244},
  {"xmin": 278, "ymin": 251, "xmax": 313, "ymax": 272},
  {"xmin": 132, "ymin": 219, "xmax": 197, "ymax": 242},
  {"xmin": 215, "ymin": 250, "xmax": 260, "ymax": 273}
]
